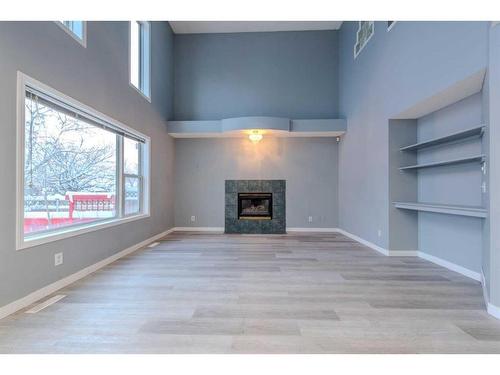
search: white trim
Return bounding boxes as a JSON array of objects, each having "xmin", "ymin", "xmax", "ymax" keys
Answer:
[
  {"xmin": 173, "ymin": 227, "xmax": 345, "ymax": 233},
  {"xmin": 55, "ymin": 21, "xmax": 87, "ymax": 48},
  {"xmin": 20, "ymin": 213, "xmax": 150, "ymax": 250},
  {"xmin": 488, "ymin": 302, "xmax": 500, "ymax": 319},
  {"xmin": 129, "ymin": 82, "xmax": 152, "ymax": 103},
  {"xmin": 336, "ymin": 228, "xmax": 418, "ymax": 256},
  {"xmin": 16, "ymin": 72, "xmax": 152, "ymax": 250},
  {"xmin": 0, "ymin": 228, "xmax": 174, "ymax": 321},
  {"xmin": 417, "ymin": 251, "xmax": 481, "ymax": 281},
  {"xmin": 286, "ymin": 227, "xmax": 340, "ymax": 233},
  {"xmin": 172, "ymin": 227, "xmax": 224, "ymax": 232},
  {"xmin": 337, "ymin": 229, "xmax": 483, "ymax": 274},
  {"xmin": 390, "ymin": 250, "xmax": 419, "ymax": 256},
  {"xmin": 16, "ymin": 72, "xmax": 24, "ymax": 251},
  {"xmin": 128, "ymin": 21, "xmax": 152, "ymax": 103},
  {"xmin": 335, "ymin": 228, "xmax": 390, "ymax": 256},
  {"xmin": 480, "ymin": 270, "xmax": 500, "ymax": 320},
  {"xmin": 19, "ymin": 72, "xmax": 149, "ymax": 142},
  {"xmin": 481, "ymin": 270, "xmax": 489, "ymax": 308}
]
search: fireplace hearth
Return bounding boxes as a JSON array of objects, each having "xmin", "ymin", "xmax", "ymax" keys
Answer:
[{"xmin": 238, "ymin": 193, "xmax": 272, "ymax": 220}]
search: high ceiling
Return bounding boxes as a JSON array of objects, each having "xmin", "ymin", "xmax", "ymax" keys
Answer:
[{"xmin": 169, "ymin": 21, "xmax": 343, "ymax": 34}]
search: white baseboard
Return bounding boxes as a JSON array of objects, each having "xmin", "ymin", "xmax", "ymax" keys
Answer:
[
  {"xmin": 481, "ymin": 270, "xmax": 488, "ymax": 304},
  {"xmin": 286, "ymin": 227, "xmax": 340, "ymax": 233},
  {"xmin": 0, "ymin": 227, "xmax": 174, "ymax": 321},
  {"xmin": 336, "ymin": 228, "xmax": 482, "ymax": 278},
  {"xmin": 335, "ymin": 228, "xmax": 391, "ymax": 256},
  {"xmin": 480, "ymin": 270, "xmax": 500, "ymax": 320},
  {"xmin": 488, "ymin": 302, "xmax": 500, "ymax": 319},
  {"xmin": 417, "ymin": 251, "xmax": 481, "ymax": 282},
  {"xmin": 175, "ymin": 227, "xmax": 342, "ymax": 234},
  {"xmin": 172, "ymin": 227, "xmax": 224, "ymax": 232},
  {"xmin": 337, "ymin": 228, "xmax": 418, "ymax": 257},
  {"xmin": 388, "ymin": 250, "xmax": 419, "ymax": 256}
]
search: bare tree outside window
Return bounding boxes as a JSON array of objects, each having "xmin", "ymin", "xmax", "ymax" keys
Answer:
[{"xmin": 24, "ymin": 95, "xmax": 117, "ymax": 234}]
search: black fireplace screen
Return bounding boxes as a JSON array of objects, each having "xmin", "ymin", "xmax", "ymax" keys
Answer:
[{"xmin": 238, "ymin": 193, "xmax": 273, "ymax": 220}]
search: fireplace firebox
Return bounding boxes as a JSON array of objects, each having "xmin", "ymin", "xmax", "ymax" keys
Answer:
[{"xmin": 238, "ymin": 193, "xmax": 273, "ymax": 220}]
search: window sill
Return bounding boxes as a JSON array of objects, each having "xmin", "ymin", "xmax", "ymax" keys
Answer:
[{"xmin": 17, "ymin": 213, "xmax": 150, "ymax": 251}]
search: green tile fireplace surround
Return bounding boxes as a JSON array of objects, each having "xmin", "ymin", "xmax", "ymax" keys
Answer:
[{"xmin": 225, "ymin": 180, "xmax": 286, "ymax": 234}]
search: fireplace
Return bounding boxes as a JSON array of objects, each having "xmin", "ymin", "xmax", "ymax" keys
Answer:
[
  {"xmin": 238, "ymin": 193, "xmax": 273, "ymax": 220},
  {"xmin": 225, "ymin": 180, "xmax": 285, "ymax": 234}
]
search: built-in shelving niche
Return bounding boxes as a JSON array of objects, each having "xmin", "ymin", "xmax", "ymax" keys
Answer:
[
  {"xmin": 388, "ymin": 92, "xmax": 487, "ymax": 264},
  {"xmin": 394, "ymin": 123, "xmax": 486, "ymax": 217}
]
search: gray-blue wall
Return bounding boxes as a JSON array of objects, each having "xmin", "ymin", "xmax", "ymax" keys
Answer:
[
  {"xmin": 173, "ymin": 30, "xmax": 339, "ymax": 120},
  {"xmin": 172, "ymin": 30, "xmax": 341, "ymax": 230},
  {"xmin": 485, "ymin": 23, "xmax": 500, "ymax": 307},
  {"xmin": 174, "ymin": 137, "xmax": 339, "ymax": 229},
  {"xmin": 338, "ymin": 21, "xmax": 489, "ymax": 250},
  {"xmin": 0, "ymin": 21, "xmax": 175, "ymax": 308}
]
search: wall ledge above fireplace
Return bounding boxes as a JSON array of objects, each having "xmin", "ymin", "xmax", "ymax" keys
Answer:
[{"xmin": 167, "ymin": 116, "xmax": 346, "ymax": 138}]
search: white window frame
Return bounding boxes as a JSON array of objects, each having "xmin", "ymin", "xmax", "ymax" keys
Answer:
[
  {"xmin": 55, "ymin": 21, "xmax": 87, "ymax": 48},
  {"xmin": 16, "ymin": 72, "xmax": 151, "ymax": 250},
  {"xmin": 122, "ymin": 138, "xmax": 144, "ymax": 217},
  {"xmin": 129, "ymin": 21, "xmax": 152, "ymax": 102}
]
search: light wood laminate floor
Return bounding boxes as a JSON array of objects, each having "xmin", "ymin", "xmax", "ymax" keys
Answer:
[{"xmin": 1, "ymin": 231, "xmax": 500, "ymax": 353}]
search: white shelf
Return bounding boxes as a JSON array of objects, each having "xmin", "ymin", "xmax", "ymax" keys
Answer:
[
  {"xmin": 393, "ymin": 202, "xmax": 487, "ymax": 218},
  {"xmin": 400, "ymin": 125, "xmax": 484, "ymax": 152},
  {"xmin": 399, "ymin": 155, "xmax": 485, "ymax": 171}
]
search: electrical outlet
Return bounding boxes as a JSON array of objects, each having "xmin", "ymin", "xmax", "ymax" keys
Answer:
[
  {"xmin": 190, "ymin": 215, "xmax": 196, "ymax": 222},
  {"xmin": 377, "ymin": 229, "xmax": 382, "ymax": 238},
  {"xmin": 54, "ymin": 252, "xmax": 63, "ymax": 266},
  {"xmin": 308, "ymin": 216, "xmax": 313, "ymax": 223}
]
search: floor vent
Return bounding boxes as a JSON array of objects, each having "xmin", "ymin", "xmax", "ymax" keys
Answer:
[
  {"xmin": 147, "ymin": 242, "xmax": 161, "ymax": 248},
  {"xmin": 25, "ymin": 295, "xmax": 66, "ymax": 314}
]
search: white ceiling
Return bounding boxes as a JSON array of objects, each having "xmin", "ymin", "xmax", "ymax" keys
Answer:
[{"xmin": 169, "ymin": 21, "xmax": 343, "ymax": 34}]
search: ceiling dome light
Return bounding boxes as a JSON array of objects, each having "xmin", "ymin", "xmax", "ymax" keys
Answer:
[{"xmin": 249, "ymin": 130, "xmax": 263, "ymax": 143}]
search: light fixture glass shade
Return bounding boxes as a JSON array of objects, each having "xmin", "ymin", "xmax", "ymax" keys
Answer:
[{"xmin": 249, "ymin": 132, "xmax": 263, "ymax": 143}]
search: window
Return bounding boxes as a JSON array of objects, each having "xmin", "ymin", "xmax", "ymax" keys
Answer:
[
  {"xmin": 130, "ymin": 21, "xmax": 151, "ymax": 100},
  {"xmin": 387, "ymin": 21, "xmax": 397, "ymax": 31},
  {"xmin": 353, "ymin": 21, "xmax": 374, "ymax": 59},
  {"xmin": 123, "ymin": 137, "xmax": 142, "ymax": 216},
  {"xmin": 17, "ymin": 73, "xmax": 150, "ymax": 249},
  {"xmin": 57, "ymin": 21, "xmax": 86, "ymax": 46}
]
